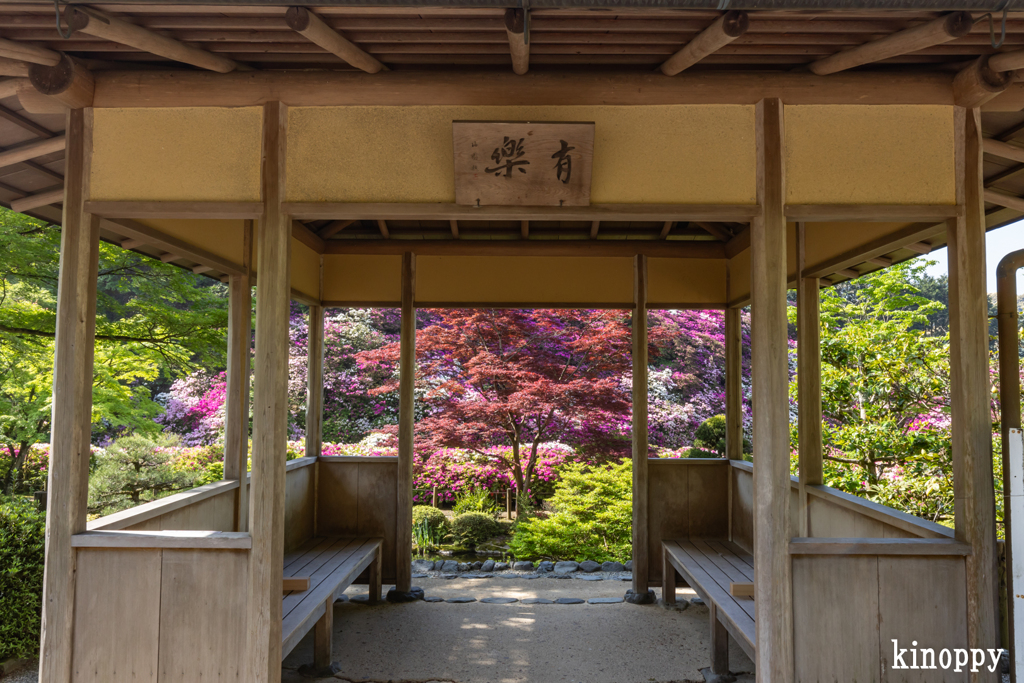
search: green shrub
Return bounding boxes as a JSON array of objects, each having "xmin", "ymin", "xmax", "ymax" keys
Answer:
[
  {"xmin": 412, "ymin": 505, "xmax": 448, "ymax": 535},
  {"xmin": 686, "ymin": 447, "xmax": 721, "ymax": 459},
  {"xmin": 88, "ymin": 435, "xmax": 196, "ymax": 515},
  {"xmin": 693, "ymin": 414, "xmax": 750, "ymax": 456},
  {"xmin": 452, "ymin": 487, "xmax": 495, "ymax": 515},
  {"xmin": 450, "ymin": 512, "xmax": 500, "ymax": 548},
  {"xmin": 0, "ymin": 496, "xmax": 45, "ymax": 661},
  {"xmin": 509, "ymin": 460, "xmax": 631, "ymax": 563}
]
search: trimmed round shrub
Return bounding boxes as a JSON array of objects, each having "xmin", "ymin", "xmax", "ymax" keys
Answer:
[
  {"xmin": 686, "ymin": 447, "xmax": 721, "ymax": 459},
  {"xmin": 412, "ymin": 505, "xmax": 449, "ymax": 535},
  {"xmin": 0, "ymin": 497, "xmax": 45, "ymax": 661},
  {"xmin": 450, "ymin": 512, "xmax": 500, "ymax": 548}
]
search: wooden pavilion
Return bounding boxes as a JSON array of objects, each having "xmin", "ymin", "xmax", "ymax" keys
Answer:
[{"xmin": 0, "ymin": 1, "xmax": 1020, "ymax": 681}]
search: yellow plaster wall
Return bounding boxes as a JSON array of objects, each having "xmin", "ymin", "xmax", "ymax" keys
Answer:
[
  {"xmin": 417, "ymin": 256, "xmax": 632, "ymax": 305},
  {"xmin": 648, "ymin": 258, "xmax": 727, "ymax": 307},
  {"xmin": 803, "ymin": 221, "xmax": 914, "ymax": 271},
  {"xmin": 322, "ymin": 255, "xmax": 402, "ymax": 304},
  {"xmin": 91, "ymin": 108, "xmax": 263, "ymax": 201},
  {"xmin": 287, "ymin": 106, "xmax": 756, "ymax": 205},
  {"xmin": 137, "ymin": 218, "xmax": 248, "ymax": 267},
  {"xmin": 785, "ymin": 105, "xmax": 954, "ymax": 205},
  {"xmin": 291, "ymin": 239, "xmax": 320, "ymax": 301}
]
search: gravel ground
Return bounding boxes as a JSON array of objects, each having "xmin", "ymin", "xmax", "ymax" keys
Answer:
[
  {"xmin": 282, "ymin": 576, "xmax": 755, "ymax": 683},
  {"xmin": 0, "ymin": 663, "xmax": 36, "ymax": 683}
]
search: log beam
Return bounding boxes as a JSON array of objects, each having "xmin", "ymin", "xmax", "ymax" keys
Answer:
[
  {"xmin": 983, "ymin": 137, "xmax": 1024, "ymax": 164},
  {"xmin": 950, "ymin": 106, "xmax": 1000, "ymax": 676},
  {"xmin": 306, "ymin": 305, "xmax": 324, "ymax": 459},
  {"xmin": 984, "ymin": 188, "xmax": 1024, "ymax": 213},
  {"xmin": 317, "ymin": 219, "xmax": 354, "ymax": 239},
  {"xmin": 246, "ymin": 100, "xmax": 289, "ymax": 683},
  {"xmin": 0, "ymin": 37, "xmax": 59, "ymax": 67},
  {"xmin": 809, "ymin": 12, "xmax": 973, "ymax": 76},
  {"xmin": 797, "ymin": 222, "xmax": 822, "ymax": 537},
  {"xmin": 504, "ymin": 8, "xmax": 529, "ymax": 76},
  {"xmin": 725, "ymin": 306, "xmax": 743, "ymax": 461},
  {"xmin": 29, "ymin": 53, "xmax": 94, "ymax": 110},
  {"xmin": 631, "ymin": 254, "xmax": 650, "ymax": 596},
  {"xmin": 450, "ymin": 220, "xmax": 459, "ymax": 238},
  {"xmin": 954, "ymin": 56, "xmax": 1012, "ymax": 109},
  {"xmin": 396, "ymin": 252, "xmax": 415, "ymax": 593},
  {"xmin": 0, "ymin": 58, "xmax": 30, "ymax": 78},
  {"xmin": 224, "ymin": 220, "xmax": 253, "ymax": 532},
  {"xmin": 521, "ymin": 220, "xmax": 529, "ymax": 239},
  {"xmin": 376, "ymin": 219, "xmax": 390, "ymax": 239},
  {"xmin": 65, "ymin": 5, "xmax": 242, "ymax": 73},
  {"xmin": 659, "ymin": 221, "xmax": 673, "ymax": 239},
  {"xmin": 11, "ymin": 187, "xmax": 64, "ymax": 213},
  {"xmin": 590, "ymin": 221, "xmax": 599, "ymax": 239},
  {"xmin": 0, "ymin": 135, "xmax": 65, "ymax": 171},
  {"xmin": 285, "ymin": 7, "xmax": 385, "ymax": 74},
  {"xmin": 751, "ymin": 97, "xmax": 794, "ymax": 681},
  {"xmin": 660, "ymin": 11, "xmax": 748, "ymax": 76},
  {"xmin": 38, "ymin": 107, "xmax": 98, "ymax": 683}
]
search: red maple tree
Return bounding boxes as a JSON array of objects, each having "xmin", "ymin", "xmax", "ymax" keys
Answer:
[{"xmin": 358, "ymin": 308, "xmax": 633, "ymax": 495}]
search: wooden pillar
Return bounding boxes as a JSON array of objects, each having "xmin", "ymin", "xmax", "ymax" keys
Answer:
[
  {"xmin": 949, "ymin": 105, "xmax": 1000, "ymax": 673},
  {"xmin": 632, "ymin": 254, "xmax": 650, "ymax": 596},
  {"xmin": 751, "ymin": 97, "xmax": 794, "ymax": 682},
  {"xmin": 246, "ymin": 100, "xmax": 289, "ymax": 683},
  {"xmin": 796, "ymin": 222, "xmax": 822, "ymax": 538},
  {"xmin": 305, "ymin": 305, "xmax": 324, "ymax": 459},
  {"xmin": 725, "ymin": 306, "xmax": 743, "ymax": 461},
  {"xmin": 38, "ymin": 107, "xmax": 98, "ymax": 683},
  {"xmin": 224, "ymin": 220, "xmax": 253, "ymax": 532},
  {"xmin": 396, "ymin": 252, "xmax": 415, "ymax": 593}
]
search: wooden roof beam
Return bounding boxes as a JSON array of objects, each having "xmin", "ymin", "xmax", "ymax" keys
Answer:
[
  {"xmin": 809, "ymin": 12, "xmax": 973, "ymax": 76},
  {"xmin": 285, "ymin": 7, "xmax": 385, "ymax": 74},
  {"xmin": 450, "ymin": 220, "xmax": 459, "ymax": 239},
  {"xmin": 904, "ymin": 242, "xmax": 933, "ymax": 255},
  {"xmin": 0, "ymin": 37, "xmax": 60, "ymax": 67},
  {"xmin": 504, "ymin": 9, "xmax": 529, "ymax": 76},
  {"xmin": 377, "ymin": 219, "xmax": 390, "ymax": 239},
  {"xmin": 984, "ymin": 189, "xmax": 1024, "ymax": 214},
  {"xmin": 64, "ymin": 6, "xmax": 244, "ymax": 73},
  {"xmin": 983, "ymin": 138, "xmax": 1024, "ymax": 164},
  {"xmin": 659, "ymin": 221, "xmax": 673, "ymax": 239},
  {"xmin": 867, "ymin": 256, "xmax": 893, "ymax": 267},
  {"xmin": 0, "ymin": 58, "xmax": 30, "ymax": 78},
  {"xmin": 693, "ymin": 221, "xmax": 733, "ymax": 241},
  {"xmin": 590, "ymin": 221, "xmax": 599, "ymax": 239},
  {"xmin": 521, "ymin": 220, "xmax": 529, "ymax": 239},
  {"xmin": 28, "ymin": 53, "xmax": 94, "ymax": 111},
  {"xmin": 0, "ymin": 135, "xmax": 65, "ymax": 171},
  {"xmin": 660, "ymin": 11, "xmax": 748, "ymax": 76},
  {"xmin": 11, "ymin": 187, "xmax": 63, "ymax": 214},
  {"xmin": 953, "ymin": 55, "xmax": 1012, "ymax": 108},
  {"xmin": 317, "ymin": 219, "xmax": 355, "ymax": 239}
]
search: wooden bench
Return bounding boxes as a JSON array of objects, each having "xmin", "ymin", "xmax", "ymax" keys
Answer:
[
  {"xmin": 663, "ymin": 539, "xmax": 755, "ymax": 677},
  {"xmin": 281, "ymin": 536, "xmax": 383, "ymax": 669}
]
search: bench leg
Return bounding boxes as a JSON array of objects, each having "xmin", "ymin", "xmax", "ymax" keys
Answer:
[
  {"xmin": 313, "ymin": 596, "xmax": 333, "ymax": 670},
  {"xmin": 709, "ymin": 601, "xmax": 730, "ymax": 676},
  {"xmin": 368, "ymin": 546, "xmax": 382, "ymax": 605},
  {"xmin": 662, "ymin": 549, "xmax": 676, "ymax": 605}
]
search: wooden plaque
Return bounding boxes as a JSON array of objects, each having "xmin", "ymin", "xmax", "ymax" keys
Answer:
[{"xmin": 453, "ymin": 121, "xmax": 594, "ymax": 207}]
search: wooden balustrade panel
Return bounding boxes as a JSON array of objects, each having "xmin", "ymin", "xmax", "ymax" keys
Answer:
[
  {"xmin": 316, "ymin": 457, "xmax": 399, "ymax": 584},
  {"xmin": 123, "ymin": 489, "xmax": 236, "ymax": 532},
  {"xmin": 730, "ymin": 464, "xmax": 754, "ymax": 554},
  {"xmin": 284, "ymin": 459, "xmax": 316, "ymax": 552},
  {"xmin": 71, "ymin": 546, "xmax": 248, "ymax": 683},
  {"xmin": 646, "ymin": 459, "xmax": 728, "ymax": 585}
]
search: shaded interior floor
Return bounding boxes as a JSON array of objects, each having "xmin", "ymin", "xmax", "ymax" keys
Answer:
[{"xmin": 282, "ymin": 577, "xmax": 755, "ymax": 683}]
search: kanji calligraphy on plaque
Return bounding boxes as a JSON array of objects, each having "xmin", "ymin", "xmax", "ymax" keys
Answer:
[{"xmin": 453, "ymin": 121, "xmax": 595, "ymax": 207}]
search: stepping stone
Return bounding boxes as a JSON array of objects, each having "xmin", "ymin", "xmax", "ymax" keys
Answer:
[
  {"xmin": 412, "ymin": 559, "xmax": 434, "ymax": 572},
  {"xmin": 588, "ymin": 597, "xmax": 624, "ymax": 604},
  {"xmin": 554, "ymin": 561, "xmax": 579, "ymax": 574},
  {"xmin": 601, "ymin": 561, "xmax": 625, "ymax": 572},
  {"xmin": 466, "ymin": 573, "xmax": 493, "ymax": 579},
  {"xmin": 547, "ymin": 574, "xmax": 571, "ymax": 580},
  {"xmin": 620, "ymin": 576, "xmax": 632, "ymax": 581},
  {"xmin": 499, "ymin": 574, "xmax": 521, "ymax": 579},
  {"xmin": 521, "ymin": 574, "xmax": 542, "ymax": 580},
  {"xmin": 423, "ymin": 596, "xmax": 444, "ymax": 603},
  {"xmin": 412, "ymin": 573, "xmax": 428, "ymax": 578},
  {"xmin": 579, "ymin": 560, "xmax": 602, "ymax": 573},
  {"xmin": 480, "ymin": 597, "xmax": 518, "ymax": 604},
  {"xmin": 690, "ymin": 597, "xmax": 705, "ymax": 606},
  {"xmin": 349, "ymin": 595, "xmax": 384, "ymax": 604},
  {"xmin": 578, "ymin": 575, "xmax": 603, "ymax": 581},
  {"xmin": 441, "ymin": 573, "xmax": 459, "ymax": 580},
  {"xmin": 554, "ymin": 597, "xmax": 585, "ymax": 605},
  {"xmin": 521, "ymin": 597, "xmax": 553, "ymax": 604},
  {"xmin": 446, "ymin": 597, "xmax": 476, "ymax": 603}
]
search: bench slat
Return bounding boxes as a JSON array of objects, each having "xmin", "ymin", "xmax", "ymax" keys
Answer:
[
  {"xmin": 283, "ymin": 538, "xmax": 364, "ymax": 617},
  {"xmin": 679, "ymin": 540, "xmax": 755, "ymax": 622},
  {"xmin": 664, "ymin": 540, "xmax": 756, "ymax": 662},
  {"xmin": 284, "ymin": 537, "xmax": 351, "ymax": 578},
  {"xmin": 280, "ymin": 538, "xmax": 381, "ymax": 659},
  {"xmin": 283, "ymin": 537, "xmax": 323, "ymax": 569},
  {"xmin": 706, "ymin": 540, "xmax": 755, "ymax": 581},
  {"xmin": 689, "ymin": 539, "xmax": 757, "ymax": 609}
]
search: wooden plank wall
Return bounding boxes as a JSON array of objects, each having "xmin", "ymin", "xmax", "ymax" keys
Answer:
[
  {"xmin": 792, "ymin": 553, "xmax": 968, "ymax": 683},
  {"xmin": 123, "ymin": 490, "xmax": 237, "ymax": 532},
  {"xmin": 283, "ymin": 459, "xmax": 316, "ymax": 553},
  {"xmin": 315, "ymin": 457, "xmax": 399, "ymax": 584},
  {"xmin": 72, "ymin": 547, "xmax": 249, "ymax": 683},
  {"xmin": 646, "ymin": 459, "xmax": 728, "ymax": 585}
]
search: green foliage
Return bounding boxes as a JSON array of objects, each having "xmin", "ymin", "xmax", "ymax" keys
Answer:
[
  {"xmin": 686, "ymin": 447, "xmax": 721, "ymax": 458},
  {"xmin": 0, "ymin": 496, "xmax": 45, "ymax": 661},
  {"xmin": 450, "ymin": 512, "xmax": 501, "ymax": 548},
  {"xmin": 452, "ymin": 487, "xmax": 495, "ymax": 515},
  {"xmin": 413, "ymin": 519, "xmax": 444, "ymax": 550},
  {"xmin": 88, "ymin": 435, "xmax": 197, "ymax": 514},
  {"xmin": 0, "ymin": 209, "xmax": 229, "ymax": 493},
  {"xmin": 412, "ymin": 505, "xmax": 448, "ymax": 535},
  {"xmin": 509, "ymin": 460, "xmax": 631, "ymax": 562},
  {"xmin": 692, "ymin": 414, "xmax": 750, "ymax": 456}
]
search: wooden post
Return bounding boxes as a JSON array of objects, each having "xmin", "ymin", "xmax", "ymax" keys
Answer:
[
  {"xmin": 246, "ymin": 100, "xmax": 290, "ymax": 683},
  {"xmin": 305, "ymin": 305, "xmax": 324, "ymax": 459},
  {"xmin": 632, "ymin": 254, "xmax": 650, "ymax": 597},
  {"xmin": 224, "ymin": 220, "xmax": 252, "ymax": 532},
  {"xmin": 396, "ymin": 252, "xmax": 416, "ymax": 593},
  {"xmin": 797, "ymin": 222, "xmax": 823, "ymax": 538},
  {"xmin": 710, "ymin": 602, "xmax": 731, "ymax": 677},
  {"xmin": 38, "ymin": 107, "xmax": 98, "ymax": 683},
  {"xmin": 751, "ymin": 97, "xmax": 794, "ymax": 682},
  {"xmin": 950, "ymin": 106, "xmax": 1000, "ymax": 675},
  {"xmin": 725, "ymin": 306, "xmax": 743, "ymax": 461}
]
